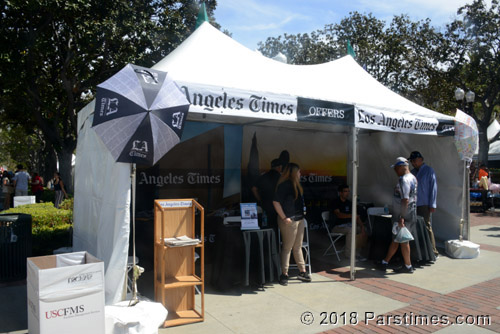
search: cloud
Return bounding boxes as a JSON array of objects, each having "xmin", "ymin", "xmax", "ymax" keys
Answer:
[
  {"xmin": 237, "ymin": 14, "xmax": 301, "ymax": 32},
  {"xmin": 216, "ymin": 0, "xmax": 310, "ymax": 32}
]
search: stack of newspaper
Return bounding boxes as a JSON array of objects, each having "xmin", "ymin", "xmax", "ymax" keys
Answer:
[{"xmin": 164, "ymin": 235, "xmax": 201, "ymax": 247}]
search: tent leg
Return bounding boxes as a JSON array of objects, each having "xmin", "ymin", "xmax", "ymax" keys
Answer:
[{"xmin": 350, "ymin": 127, "xmax": 358, "ymax": 281}]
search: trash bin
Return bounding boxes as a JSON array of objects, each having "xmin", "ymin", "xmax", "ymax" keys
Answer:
[{"xmin": 0, "ymin": 213, "xmax": 32, "ymax": 282}]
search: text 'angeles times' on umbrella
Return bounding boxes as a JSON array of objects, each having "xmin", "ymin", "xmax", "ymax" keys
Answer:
[{"xmin": 92, "ymin": 63, "xmax": 190, "ymax": 304}]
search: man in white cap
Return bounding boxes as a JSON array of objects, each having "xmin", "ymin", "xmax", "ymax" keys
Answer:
[{"xmin": 377, "ymin": 157, "xmax": 418, "ymax": 273}]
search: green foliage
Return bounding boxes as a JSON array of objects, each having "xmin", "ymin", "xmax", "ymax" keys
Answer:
[
  {"xmin": 59, "ymin": 197, "xmax": 74, "ymax": 211},
  {"xmin": 40, "ymin": 188, "xmax": 55, "ymax": 204},
  {"xmin": 3, "ymin": 202, "xmax": 73, "ymax": 255},
  {"xmin": 0, "ymin": 1, "xmax": 219, "ymax": 191}
]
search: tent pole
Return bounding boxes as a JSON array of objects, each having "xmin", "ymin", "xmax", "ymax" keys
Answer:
[
  {"xmin": 350, "ymin": 127, "xmax": 358, "ymax": 280},
  {"xmin": 130, "ymin": 163, "xmax": 139, "ymax": 305}
]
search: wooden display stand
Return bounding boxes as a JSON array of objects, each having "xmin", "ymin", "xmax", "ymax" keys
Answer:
[{"xmin": 154, "ymin": 199, "xmax": 204, "ymax": 327}]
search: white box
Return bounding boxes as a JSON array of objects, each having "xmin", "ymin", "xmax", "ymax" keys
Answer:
[
  {"xmin": 14, "ymin": 195, "xmax": 35, "ymax": 207},
  {"xmin": 27, "ymin": 251, "xmax": 105, "ymax": 334}
]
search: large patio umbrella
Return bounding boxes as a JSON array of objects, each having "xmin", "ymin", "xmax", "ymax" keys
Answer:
[
  {"xmin": 454, "ymin": 109, "xmax": 479, "ymax": 241},
  {"xmin": 92, "ymin": 63, "xmax": 190, "ymax": 303}
]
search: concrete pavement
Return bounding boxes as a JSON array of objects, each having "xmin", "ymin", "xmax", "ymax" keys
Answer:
[{"xmin": 1, "ymin": 211, "xmax": 499, "ymax": 334}]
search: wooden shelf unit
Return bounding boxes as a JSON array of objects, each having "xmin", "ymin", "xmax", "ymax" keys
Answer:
[{"xmin": 154, "ymin": 199, "xmax": 204, "ymax": 327}]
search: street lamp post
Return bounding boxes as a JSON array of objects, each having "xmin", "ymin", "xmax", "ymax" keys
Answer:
[
  {"xmin": 454, "ymin": 87, "xmax": 475, "ymax": 241},
  {"xmin": 455, "ymin": 88, "xmax": 475, "ymax": 114}
]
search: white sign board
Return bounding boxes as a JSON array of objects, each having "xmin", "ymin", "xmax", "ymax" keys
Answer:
[
  {"xmin": 355, "ymin": 105, "xmax": 441, "ymax": 135},
  {"xmin": 158, "ymin": 200, "xmax": 193, "ymax": 208},
  {"xmin": 177, "ymin": 81, "xmax": 298, "ymax": 122},
  {"xmin": 240, "ymin": 203, "xmax": 259, "ymax": 230}
]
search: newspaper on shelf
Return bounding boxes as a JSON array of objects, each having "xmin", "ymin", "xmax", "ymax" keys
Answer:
[{"xmin": 164, "ymin": 235, "xmax": 201, "ymax": 247}]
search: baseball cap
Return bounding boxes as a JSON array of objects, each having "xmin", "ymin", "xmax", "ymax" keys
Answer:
[
  {"xmin": 391, "ymin": 157, "xmax": 409, "ymax": 168},
  {"xmin": 408, "ymin": 151, "xmax": 423, "ymax": 161}
]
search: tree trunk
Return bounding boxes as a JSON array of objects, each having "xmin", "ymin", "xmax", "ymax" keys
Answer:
[
  {"xmin": 478, "ymin": 125, "xmax": 490, "ymax": 166},
  {"xmin": 42, "ymin": 148, "xmax": 58, "ymax": 186},
  {"xmin": 57, "ymin": 148, "xmax": 74, "ymax": 194}
]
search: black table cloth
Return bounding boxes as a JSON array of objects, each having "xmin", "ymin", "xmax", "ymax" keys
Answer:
[
  {"xmin": 369, "ymin": 215, "xmax": 436, "ymax": 263},
  {"xmin": 242, "ymin": 229, "xmax": 281, "ymax": 287},
  {"xmin": 211, "ymin": 224, "xmax": 281, "ymax": 291}
]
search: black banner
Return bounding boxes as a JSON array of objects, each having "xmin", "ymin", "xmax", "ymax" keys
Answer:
[
  {"xmin": 436, "ymin": 119, "xmax": 455, "ymax": 136},
  {"xmin": 297, "ymin": 97, "xmax": 355, "ymax": 126}
]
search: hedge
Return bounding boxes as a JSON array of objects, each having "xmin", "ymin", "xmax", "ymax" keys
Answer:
[{"xmin": 3, "ymin": 201, "xmax": 73, "ymax": 256}]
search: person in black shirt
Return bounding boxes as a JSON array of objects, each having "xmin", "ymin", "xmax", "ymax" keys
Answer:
[
  {"xmin": 252, "ymin": 158, "xmax": 282, "ymax": 239},
  {"xmin": 273, "ymin": 163, "xmax": 311, "ymax": 285},
  {"xmin": 332, "ymin": 184, "xmax": 367, "ymax": 260}
]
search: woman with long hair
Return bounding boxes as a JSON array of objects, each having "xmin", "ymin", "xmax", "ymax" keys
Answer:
[
  {"xmin": 53, "ymin": 172, "xmax": 68, "ymax": 208},
  {"xmin": 273, "ymin": 163, "xmax": 311, "ymax": 285}
]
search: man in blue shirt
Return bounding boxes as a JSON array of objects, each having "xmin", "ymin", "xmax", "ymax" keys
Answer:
[
  {"xmin": 12, "ymin": 164, "xmax": 31, "ymax": 196},
  {"xmin": 408, "ymin": 151, "xmax": 439, "ymax": 258}
]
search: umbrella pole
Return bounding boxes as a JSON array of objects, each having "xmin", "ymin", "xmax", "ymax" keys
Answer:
[{"xmin": 130, "ymin": 163, "xmax": 139, "ymax": 305}]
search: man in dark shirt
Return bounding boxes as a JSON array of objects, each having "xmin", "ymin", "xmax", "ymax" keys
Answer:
[
  {"xmin": 252, "ymin": 159, "xmax": 282, "ymax": 237},
  {"xmin": 332, "ymin": 184, "xmax": 367, "ymax": 260}
]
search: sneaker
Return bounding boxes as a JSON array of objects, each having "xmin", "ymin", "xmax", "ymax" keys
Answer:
[
  {"xmin": 375, "ymin": 261, "xmax": 388, "ymax": 272},
  {"xmin": 279, "ymin": 274, "xmax": 289, "ymax": 286},
  {"xmin": 394, "ymin": 265, "xmax": 414, "ymax": 274},
  {"xmin": 297, "ymin": 272, "xmax": 312, "ymax": 282}
]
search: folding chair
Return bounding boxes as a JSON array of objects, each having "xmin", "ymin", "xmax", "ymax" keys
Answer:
[
  {"xmin": 278, "ymin": 218, "xmax": 312, "ymax": 275},
  {"xmin": 321, "ymin": 211, "xmax": 344, "ymax": 261}
]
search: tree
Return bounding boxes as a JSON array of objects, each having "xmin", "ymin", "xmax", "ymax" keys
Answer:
[
  {"xmin": 258, "ymin": 12, "xmax": 447, "ymax": 109},
  {"xmin": 0, "ymin": 125, "xmax": 56, "ymax": 182},
  {"xmin": 0, "ymin": 0, "xmax": 219, "ymax": 192},
  {"xmin": 258, "ymin": 31, "xmax": 337, "ymax": 65},
  {"xmin": 441, "ymin": 0, "xmax": 500, "ymax": 165}
]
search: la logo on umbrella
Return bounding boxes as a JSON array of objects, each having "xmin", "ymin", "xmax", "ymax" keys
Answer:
[{"xmin": 99, "ymin": 97, "xmax": 119, "ymax": 117}]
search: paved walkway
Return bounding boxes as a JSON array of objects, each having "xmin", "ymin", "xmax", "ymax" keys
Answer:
[
  {"xmin": 316, "ymin": 211, "xmax": 500, "ymax": 333},
  {"xmin": 1, "ymin": 212, "xmax": 499, "ymax": 334}
]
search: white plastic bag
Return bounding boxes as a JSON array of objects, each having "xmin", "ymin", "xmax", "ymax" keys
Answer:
[{"xmin": 394, "ymin": 226, "xmax": 414, "ymax": 243}]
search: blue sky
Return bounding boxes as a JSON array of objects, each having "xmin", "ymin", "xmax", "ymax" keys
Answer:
[{"xmin": 213, "ymin": 0, "xmax": 478, "ymax": 50}]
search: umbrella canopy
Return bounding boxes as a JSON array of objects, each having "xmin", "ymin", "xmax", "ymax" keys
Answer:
[
  {"xmin": 92, "ymin": 63, "xmax": 189, "ymax": 166},
  {"xmin": 454, "ymin": 109, "xmax": 478, "ymax": 163}
]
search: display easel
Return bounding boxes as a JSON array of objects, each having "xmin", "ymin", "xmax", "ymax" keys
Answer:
[{"xmin": 153, "ymin": 199, "xmax": 204, "ymax": 327}]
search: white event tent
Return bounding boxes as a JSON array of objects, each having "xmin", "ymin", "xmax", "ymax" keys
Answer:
[{"xmin": 74, "ymin": 22, "xmax": 463, "ymax": 304}]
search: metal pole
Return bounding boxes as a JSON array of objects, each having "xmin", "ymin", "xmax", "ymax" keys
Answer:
[
  {"xmin": 350, "ymin": 127, "xmax": 358, "ymax": 280},
  {"xmin": 130, "ymin": 163, "xmax": 139, "ymax": 305},
  {"xmin": 460, "ymin": 160, "xmax": 466, "ymax": 241}
]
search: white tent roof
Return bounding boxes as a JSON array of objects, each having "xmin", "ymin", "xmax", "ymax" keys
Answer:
[{"xmin": 154, "ymin": 22, "xmax": 453, "ymax": 124}]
